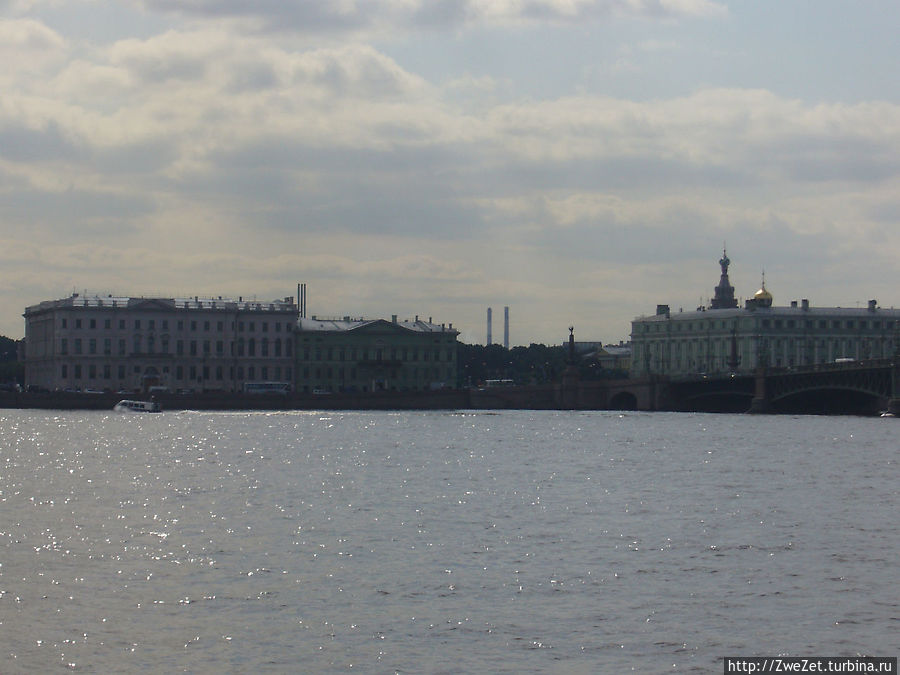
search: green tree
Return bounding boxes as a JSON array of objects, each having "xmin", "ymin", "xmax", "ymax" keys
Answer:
[
  {"xmin": 457, "ymin": 342, "xmax": 567, "ymax": 386},
  {"xmin": 0, "ymin": 335, "xmax": 24, "ymax": 385}
]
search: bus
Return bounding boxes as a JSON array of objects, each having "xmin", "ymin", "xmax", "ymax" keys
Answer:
[{"xmin": 243, "ymin": 381, "xmax": 291, "ymax": 395}]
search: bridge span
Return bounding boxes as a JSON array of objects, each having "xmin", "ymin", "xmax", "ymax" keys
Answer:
[
  {"xmin": 468, "ymin": 359, "xmax": 900, "ymax": 415},
  {"xmin": 664, "ymin": 358, "xmax": 899, "ymax": 415}
]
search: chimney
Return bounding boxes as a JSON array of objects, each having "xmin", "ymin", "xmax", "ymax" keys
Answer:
[
  {"xmin": 868, "ymin": 299, "xmax": 877, "ymax": 312},
  {"xmin": 504, "ymin": 306, "xmax": 509, "ymax": 349},
  {"xmin": 802, "ymin": 299, "xmax": 809, "ymax": 311},
  {"xmin": 487, "ymin": 307, "xmax": 493, "ymax": 345},
  {"xmin": 392, "ymin": 314, "xmax": 397, "ymax": 323}
]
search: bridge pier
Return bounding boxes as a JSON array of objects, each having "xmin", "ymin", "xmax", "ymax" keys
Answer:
[{"xmin": 748, "ymin": 367, "xmax": 770, "ymax": 414}]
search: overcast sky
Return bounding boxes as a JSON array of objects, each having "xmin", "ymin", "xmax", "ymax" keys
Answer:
[{"xmin": 2, "ymin": 0, "xmax": 898, "ymax": 345}]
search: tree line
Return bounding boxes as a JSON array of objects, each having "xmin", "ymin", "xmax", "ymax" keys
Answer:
[{"xmin": 0, "ymin": 335, "xmax": 23, "ymax": 385}]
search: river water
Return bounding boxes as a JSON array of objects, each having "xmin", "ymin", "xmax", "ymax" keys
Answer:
[{"xmin": 0, "ymin": 409, "xmax": 896, "ymax": 673}]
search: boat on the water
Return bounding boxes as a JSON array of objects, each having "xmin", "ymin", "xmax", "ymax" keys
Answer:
[{"xmin": 114, "ymin": 399, "xmax": 161, "ymax": 413}]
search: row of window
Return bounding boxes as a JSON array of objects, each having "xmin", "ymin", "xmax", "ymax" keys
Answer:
[
  {"xmin": 640, "ymin": 318, "xmax": 895, "ymax": 333},
  {"xmin": 300, "ymin": 346, "xmax": 453, "ymax": 362},
  {"xmin": 60, "ymin": 337, "xmax": 292, "ymax": 357},
  {"xmin": 59, "ymin": 316, "xmax": 292, "ymax": 333},
  {"xmin": 60, "ymin": 363, "xmax": 292, "ymax": 382},
  {"xmin": 640, "ymin": 339, "xmax": 893, "ymax": 358}
]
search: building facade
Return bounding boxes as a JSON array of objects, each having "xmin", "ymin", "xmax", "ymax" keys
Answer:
[
  {"xmin": 295, "ymin": 315, "xmax": 459, "ymax": 393},
  {"xmin": 24, "ymin": 293, "xmax": 297, "ymax": 392},
  {"xmin": 631, "ymin": 256, "xmax": 900, "ymax": 378}
]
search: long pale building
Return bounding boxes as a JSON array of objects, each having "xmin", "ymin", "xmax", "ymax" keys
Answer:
[
  {"xmin": 631, "ymin": 253, "xmax": 900, "ymax": 378},
  {"xmin": 24, "ymin": 293, "xmax": 297, "ymax": 392}
]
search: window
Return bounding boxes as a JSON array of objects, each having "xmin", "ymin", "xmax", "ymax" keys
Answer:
[
  {"xmin": 61, "ymin": 338, "xmax": 68, "ymax": 355},
  {"xmin": 261, "ymin": 338, "xmax": 269, "ymax": 357},
  {"xmin": 75, "ymin": 319, "xmax": 82, "ymax": 329},
  {"xmin": 104, "ymin": 338, "xmax": 111, "ymax": 355},
  {"xmin": 134, "ymin": 319, "xmax": 140, "ymax": 330},
  {"xmin": 191, "ymin": 321, "xmax": 197, "ymax": 331},
  {"xmin": 248, "ymin": 338, "xmax": 256, "ymax": 356},
  {"xmin": 149, "ymin": 320, "xmax": 155, "ymax": 330},
  {"xmin": 119, "ymin": 319, "xmax": 125, "ymax": 329},
  {"xmin": 61, "ymin": 318, "xmax": 68, "ymax": 328},
  {"xmin": 216, "ymin": 340, "xmax": 224, "ymax": 355},
  {"xmin": 203, "ymin": 340, "xmax": 210, "ymax": 355},
  {"xmin": 61, "ymin": 364, "xmax": 68, "ymax": 378},
  {"xmin": 190, "ymin": 341, "xmax": 197, "ymax": 356},
  {"xmin": 162, "ymin": 320, "xmax": 169, "ymax": 330},
  {"xmin": 90, "ymin": 319, "xmax": 96, "ymax": 329},
  {"xmin": 177, "ymin": 340, "xmax": 184, "ymax": 355},
  {"xmin": 104, "ymin": 319, "xmax": 111, "ymax": 329},
  {"xmin": 262, "ymin": 322, "xmax": 268, "ymax": 333},
  {"xmin": 74, "ymin": 364, "xmax": 81, "ymax": 379},
  {"xmin": 119, "ymin": 339, "xmax": 126, "ymax": 356},
  {"xmin": 204, "ymin": 321, "xmax": 210, "ymax": 331},
  {"xmin": 74, "ymin": 338, "xmax": 82, "ymax": 354},
  {"xmin": 118, "ymin": 365, "xmax": 125, "ymax": 379},
  {"xmin": 103, "ymin": 364, "xmax": 110, "ymax": 379}
]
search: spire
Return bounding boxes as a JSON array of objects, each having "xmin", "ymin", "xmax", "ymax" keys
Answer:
[{"xmin": 710, "ymin": 246, "xmax": 738, "ymax": 309}]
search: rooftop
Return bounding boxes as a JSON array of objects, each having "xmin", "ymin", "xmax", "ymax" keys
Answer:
[
  {"xmin": 24, "ymin": 293, "xmax": 298, "ymax": 314},
  {"xmin": 297, "ymin": 316, "xmax": 457, "ymax": 334}
]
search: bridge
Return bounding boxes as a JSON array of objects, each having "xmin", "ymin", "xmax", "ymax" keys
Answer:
[{"xmin": 663, "ymin": 358, "xmax": 899, "ymax": 415}]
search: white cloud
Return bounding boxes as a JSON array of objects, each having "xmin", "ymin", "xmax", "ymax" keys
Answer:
[{"xmin": 0, "ymin": 3, "xmax": 897, "ymax": 344}]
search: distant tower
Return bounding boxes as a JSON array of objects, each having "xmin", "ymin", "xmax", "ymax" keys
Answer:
[
  {"xmin": 487, "ymin": 307, "xmax": 492, "ymax": 345},
  {"xmin": 503, "ymin": 306, "xmax": 509, "ymax": 349},
  {"xmin": 710, "ymin": 246, "xmax": 738, "ymax": 309}
]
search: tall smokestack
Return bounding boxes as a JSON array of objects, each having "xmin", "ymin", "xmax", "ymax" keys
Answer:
[
  {"xmin": 504, "ymin": 306, "xmax": 509, "ymax": 349},
  {"xmin": 487, "ymin": 307, "xmax": 492, "ymax": 346},
  {"xmin": 299, "ymin": 283, "xmax": 307, "ymax": 319}
]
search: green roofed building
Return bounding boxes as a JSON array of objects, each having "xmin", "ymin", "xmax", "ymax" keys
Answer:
[{"xmin": 295, "ymin": 315, "xmax": 459, "ymax": 394}]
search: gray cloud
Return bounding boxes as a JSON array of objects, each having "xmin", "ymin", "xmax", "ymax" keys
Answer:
[
  {"xmin": 0, "ymin": 121, "xmax": 82, "ymax": 162},
  {"xmin": 137, "ymin": 0, "xmax": 725, "ymax": 35}
]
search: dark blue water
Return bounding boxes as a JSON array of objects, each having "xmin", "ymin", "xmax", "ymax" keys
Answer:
[{"xmin": 0, "ymin": 410, "xmax": 896, "ymax": 672}]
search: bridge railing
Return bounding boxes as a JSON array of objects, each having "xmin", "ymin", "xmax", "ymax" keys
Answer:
[{"xmin": 772, "ymin": 357, "xmax": 892, "ymax": 376}]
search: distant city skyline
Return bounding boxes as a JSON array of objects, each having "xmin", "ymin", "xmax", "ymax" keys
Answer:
[{"xmin": 1, "ymin": 1, "xmax": 898, "ymax": 345}]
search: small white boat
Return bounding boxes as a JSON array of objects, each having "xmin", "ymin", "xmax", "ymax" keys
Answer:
[{"xmin": 114, "ymin": 399, "xmax": 162, "ymax": 413}]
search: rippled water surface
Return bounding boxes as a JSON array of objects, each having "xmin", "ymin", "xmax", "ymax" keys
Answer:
[{"xmin": 0, "ymin": 409, "xmax": 896, "ymax": 673}]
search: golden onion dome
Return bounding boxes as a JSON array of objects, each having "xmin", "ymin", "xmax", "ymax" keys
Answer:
[{"xmin": 753, "ymin": 273, "xmax": 773, "ymax": 306}]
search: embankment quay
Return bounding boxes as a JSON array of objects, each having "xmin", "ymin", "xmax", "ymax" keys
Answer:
[{"xmin": 3, "ymin": 359, "xmax": 898, "ymax": 415}]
